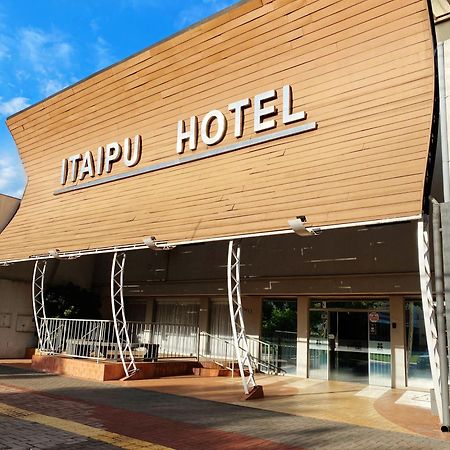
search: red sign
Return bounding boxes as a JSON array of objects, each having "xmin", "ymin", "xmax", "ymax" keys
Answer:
[{"xmin": 369, "ymin": 312, "xmax": 380, "ymax": 323}]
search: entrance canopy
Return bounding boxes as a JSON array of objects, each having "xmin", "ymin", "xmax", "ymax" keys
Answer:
[{"xmin": 0, "ymin": 0, "xmax": 437, "ymax": 261}]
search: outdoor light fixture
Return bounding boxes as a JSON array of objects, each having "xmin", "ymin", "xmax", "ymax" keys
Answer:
[
  {"xmin": 143, "ymin": 236, "xmax": 176, "ymax": 251},
  {"xmin": 48, "ymin": 249, "xmax": 81, "ymax": 260},
  {"xmin": 48, "ymin": 249, "xmax": 62, "ymax": 259},
  {"xmin": 288, "ymin": 216, "xmax": 321, "ymax": 236}
]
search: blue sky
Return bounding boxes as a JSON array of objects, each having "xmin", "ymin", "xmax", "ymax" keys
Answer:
[{"xmin": 0, "ymin": 0, "xmax": 238, "ymax": 198}]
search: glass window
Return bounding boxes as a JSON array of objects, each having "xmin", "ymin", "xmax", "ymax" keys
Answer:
[
  {"xmin": 309, "ymin": 310, "xmax": 328, "ymax": 379},
  {"xmin": 153, "ymin": 300, "xmax": 200, "ymax": 357},
  {"xmin": 209, "ymin": 302, "xmax": 232, "ymax": 338},
  {"xmin": 405, "ymin": 300, "xmax": 432, "ymax": 388},
  {"xmin": 155, "ymin": 301, "xmax": 199, "ymax": 326},
  {"xmin": 262, "ymin": 299, "xmax": 297, "ymax": 374},
  {"xmin": 310, "ymin": 299, "xmax": 389, "ymax": 310}
]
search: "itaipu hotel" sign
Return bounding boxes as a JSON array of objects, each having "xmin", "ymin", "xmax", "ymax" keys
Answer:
[{"xmin": 58, "ymin": 84, "xmax": 317, "ymax": 190}]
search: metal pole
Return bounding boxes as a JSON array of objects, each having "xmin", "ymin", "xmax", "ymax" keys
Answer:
[
  {"xmin": 432, "ymin": 200, "xmax": 450, "ymax": 431},
  {"xmin": 110, "ymin": 252, "xmax": 138, "ymax": 379},
  {"xmin": 197, "ymin": 326, "xmax": 200, "ymax": 362},
  {"xmin": 32, "ymin": 260, "xmax": 53, "ymax": 352},
  {"xmin": 441, "ymin": 204, "xmax": 450, "ymax": 371},
  {"xmin": 227, "ymin": 240, "xmax": 258, "ymax": 395},
  {"xmin": 438, "ymin": 43, "xmax": 450, "ymax": 202},
  {"xmin": 418, "ymin": 217, "xmax": 443, "ymax": 420}
]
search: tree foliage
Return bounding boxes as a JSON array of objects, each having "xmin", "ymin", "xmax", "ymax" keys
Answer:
[
  {"xmin": 262, "ymin": 300, "xmax": 297, "ymax": 337},
  {"xmin": 44, "ymin": 282, "xmax": 102, "ymax": 319}
]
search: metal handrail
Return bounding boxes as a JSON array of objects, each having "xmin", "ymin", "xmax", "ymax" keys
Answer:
[
  {"xmin": 38, "ymin": 318, "xmax": 284, "ymax": 374},
  {"xmin": 199, "ymin": 332, "xmax": 284, "ymax": 375},
  {"xmin": 127, "ymin": 321, "xmax": 199, "ymax": 359},
  {"xmin": 39, "ymin": 318, "xmax": 200, "ymax": 362},
  {"xmin": 199, "ymin": 332, "xmax": 236, "ymax": 370},
  {"xmin": 247, "ymin": 336, "xmax": 285, "ymax": 375}
]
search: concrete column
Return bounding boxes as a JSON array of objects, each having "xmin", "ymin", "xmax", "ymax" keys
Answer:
[
  {"xmin": 145, "ymin": 299, "xmax": 155, "ymax": 323},
  {"xmin": 297, "ymin": 296, "xmax": 309, "ymax": 378},
  {"xmin": 243, "ymin": 296, "xmax": 262, "ymax": 338},
  {"xmin": 390, "ymin": 295, "xmax": 406, "ymax": 388},
  {"xmin": 242, "ymin": 297, "xmax": 262, "ymax": 361}
]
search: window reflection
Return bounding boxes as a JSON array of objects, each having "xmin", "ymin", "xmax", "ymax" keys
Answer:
[{"xmin": 405, "ymin": 300, "xmax": 432, "ymax": 388}]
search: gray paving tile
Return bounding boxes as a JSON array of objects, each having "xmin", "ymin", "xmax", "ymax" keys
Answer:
[{"xmin": 0, "ymin": 364, "xmax": 448, "ymax": 450}]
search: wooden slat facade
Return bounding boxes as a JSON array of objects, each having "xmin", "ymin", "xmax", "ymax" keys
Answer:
[{"xmin": 0, "ymin": 0, "xmax": 436, "ymax": 260}]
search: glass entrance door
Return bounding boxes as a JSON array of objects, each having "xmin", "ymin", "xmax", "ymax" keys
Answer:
[
  {"xmin": 329, "ymin": 311, "xmax": 368, "ymax": 384},
  {"xmin": 308, "ymin": 300, "xmax": 391, "ymax": 386},
  {"xmin": 368, "ymin": 311, "xmax": 391, "ymax": 387},
  {"xmin": 309, "ymin": 310, "xmax": 328, "ymax": 379}
]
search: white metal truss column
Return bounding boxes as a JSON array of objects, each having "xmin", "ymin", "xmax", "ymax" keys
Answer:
[
  {"xmin": 110, "ymin": 252, "xmax": 138, "ymax": 378},
  {"xmin": 227, "ymin": 240, "xmax": 256, "ymax": 394},
  {"xmin": 417, "ymin": 217, "xmax": 443, "ymax": 420},
  {"xmin": 32, "ymin": 260, "xmax": 53, "ymax": 352}
]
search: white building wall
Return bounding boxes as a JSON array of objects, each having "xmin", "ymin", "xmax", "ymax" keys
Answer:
[{"xmin": 0, "ymin": 279, "xmax": 36, "ymax": 357}]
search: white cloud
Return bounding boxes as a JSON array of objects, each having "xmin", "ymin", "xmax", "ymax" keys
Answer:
[
  {"xmin": 19, "ymin": 28, "xmax": 73, "ymax": 71},
  {"xmin": 18, "ymin": 27, "xmax": 73, "ymax": 98},
  {"xmin": 41, "ymin": 79, "xmax": 67, "ymax": 98},
  {"xmin": 177, "ymin": 0, "xmax": 234, "ymax": 28},
  {"xmin": 90, "ymin": 19, "xmax": 100, "ymax": 33},
  {"xmin": 93, "ymin": 36, "xmax": 115, "ymax": 71},
  {"xmin": 0, "ymin": 96, "xmax": 30, "ymax": 116},
  {"xmin": 0, "ymin": 9, "xmax": 7, "ymax": 32},
  {"xmin": 120, "ymin": 0, "xmax": 159, "ymax": 10},
  {"xmin": 15, "ymin": 69, "xmax": 30, "ymax": 82},
  {"xmin": 0, "ymin": 155, "xmax": 26, "ymax": 198},
  {"xmin": 0, "ymin": 39, "xmax": 9, "ymax": 60},
  {"xmin": 19, "ymin": 28, "xmax": 51, "ymax": 75},
  {"xmin": 0, "ymin": 160, "xmax": 15, "ymax": 188},
  {"xmin": 54, "ymin": 42, "xmax": 72, "ymax": 61}
]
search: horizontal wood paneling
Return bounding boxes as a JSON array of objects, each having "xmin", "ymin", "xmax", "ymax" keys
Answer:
[{"xmin": 0, "ymin": 0, "xmax": 435, "ymax": 260}]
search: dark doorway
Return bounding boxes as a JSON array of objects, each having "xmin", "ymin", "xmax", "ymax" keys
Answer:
[{"xmin": 329, "ymin": 311, "xmax": 368, "ymax": 383}]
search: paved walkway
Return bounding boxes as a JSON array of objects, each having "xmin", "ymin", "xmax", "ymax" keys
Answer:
[{"xmin": 0, "ymin": 361, "xmax": 449, "ymax": 449}]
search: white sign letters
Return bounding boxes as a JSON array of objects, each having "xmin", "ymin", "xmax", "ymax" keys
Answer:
[
  {"xmin": 60, "ymin": 135, "xmax": 142, "ymax": 185},
  {"xmin": 56, "ymin": 84, "xmax": 315, "ymax": 193},
  {"xmin": 176, "ymin": 84, "xmax": 306, "ymax": 154}
]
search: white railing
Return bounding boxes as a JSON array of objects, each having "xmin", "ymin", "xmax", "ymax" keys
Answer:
[
  {"xmin": 199, "ymin": 332, "xmax": 236, "ymax": 370},
  {"xmin": 127, "ymin": 321, "xmax": 199, "ymax": 359},
  {"xmin": 247, "ymin": 336, "xmax": 282, "ymax": 375},
  {"xmin": 39, "ymin": 318, "xmax": 199, "ymax": 362},
  {"xmin": 40, "ymin": 318, "xmax": 117, "ymax": 361},
  {"xmin": 38, "ymin": 318, "xmax": 283, "ymax": 373},
  {"xmin": 199, "ymin": 332, "xmax": 283, "ymax": 375}
]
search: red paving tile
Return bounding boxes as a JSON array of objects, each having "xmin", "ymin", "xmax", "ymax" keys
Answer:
[
  {"xmin": 1, "ymin": 363, "xmax": 450, "ymax": 449},
  {"xmin": 0, "ymin": 382, "xmax": 303, "ymax": 450},
  {"xmin": 374, "ymin": 390, "xmax": 448, "ymax": 441}
]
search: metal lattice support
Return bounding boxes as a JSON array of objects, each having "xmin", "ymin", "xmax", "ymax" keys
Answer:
[
  {"xmin": 417, "ymin": 217, "xmax": 443, "ymax": 420},
  {"xmin": 32, "ymin": 260, "xmax": 53, "ymax": 352},
  {"xmin": 227, "ymin": 240, "xmax": 256, "ymax": 395},
  {"xmin": 111, "ymin": 252, "xmax": 138, "ymax": 378}
]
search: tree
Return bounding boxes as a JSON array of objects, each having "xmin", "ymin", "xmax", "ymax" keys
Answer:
[
  {"xmin": 262, "ymin": 300, "xmax": 297, "ymax": 338},
  {"xmin": 44, "ymin": 283, "xmax": 101, "ymax": 319}
]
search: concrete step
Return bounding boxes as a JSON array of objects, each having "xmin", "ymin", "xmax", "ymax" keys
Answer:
[
  {"xmin": 193, "ymin": 362, "xmax": 249, "ymax": 377},
  {"xmin": 193, "ymin": 367, "xmax": 230, "ymax": 377}
]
